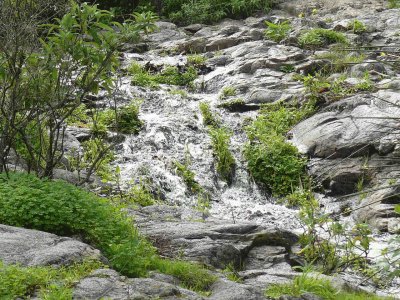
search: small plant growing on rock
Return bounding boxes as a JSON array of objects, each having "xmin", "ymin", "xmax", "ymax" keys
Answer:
[
  {"xmin": 199, "ymin": 102, "xmax": 220, "ymax": 127},
  {"xmin": 265, "ymin": 20, "xmax": 291, "ymax": 42},
  {"xmin": 209, "ymin": 127, "xmax": 236, "ymax": 184},
  {"xmin": 350, "ymin": 19, "xmax": 366, "ymax": 34},
  {"xmin": 298, "ymin": 28, "xmax": 347, "ymax": 49},
  {"xmin": 219, "ymin": 86, "xmax": 237, "ymax": 100}
]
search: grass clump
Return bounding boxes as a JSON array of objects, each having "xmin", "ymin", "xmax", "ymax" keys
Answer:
[
  {"xmin": 174, "ymin": 161, "xmax": 203, "ymax": 194},
  {"xmin": 199, "ymin": 102, "xmax": 220, "ymax": 127},
  {"xmin": 0, "ymin": 260, "xmax": 102, "ymax": 299},
  {"xmin": 315, "ymin": 50, "xmax": 365, "ymax": 73},
  {"xmin": 0, "ymin": 172, "xmax": 216, "ymax": 292},
  {"xmin": 219, "ymin": 86, "xmax": 237, "ymax": 100},
  {"xmin": 244, "ymin": 102, "xmax": 313, "ymax": 196},
  {"xmin": 266, "ymin": 272, "xmax": 390, "ymax": 300},
  {"xmin": 265, "ymin": 20, "xmax": 291, "ymax": 42},
  {"xmin": 187, "ymin": 54, "xmax": 206, "ymax": 66},
  {"xmin": 129, "ymin": 62, "xmax": 198, "ymax": 88},
  {"xmin": 298, "ymin": 28, "xmax": 347, "ymax": 49},
  {"xmin": 209, "ymin": 127, "xmax": 236, "ymax": 184},
  {"xmin": 199, "ymin": 102, "xmax": 236, "ymax": 183}
]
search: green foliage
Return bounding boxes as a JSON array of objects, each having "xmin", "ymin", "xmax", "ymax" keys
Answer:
[
  {"xmin": 124, "ymin": 183, "xmax": 156, "ymax": 207},
  {"xmin": 199, "ymin": 102, "xmax": 220, "ymax": 127},
  {"xmin": 187, "ymin": 54, "xmax": 206, "ymax": 66},
  {"xmin": 129, "ymin": 62, "xmax": 160, "ymax": 88},
  {"xmin": 0, "ymin": 260, "xmax": 102, "ymax": 299},
  {"xmin": 265, "ymin": 20, "xmax": 291, "ymax": 42},
  {"xmin": 0, "ymin": 1, "xmax": 154, "ymax": 178},
  {"xmin": 350, "ymin": 19, "xmax": 366, "ymax": 34},
  {"xmin": 0, "ymin": 172, "xmax": 216, "ymax": 291},
  {"xmin": 129, "ymin": 62, "xmax": 198, "ymax": 87},
  {"xmin": 298, "ymin": 29, "xmax": 348, "ymax": 48},
  {"xmin": 199, "ymin": 102, "xmax": 236, "ymax": 183},
  {"xmin": 315, "ymin": 50, "xmax": 365, "ymax": 73},
  {"xmin": 280, "ymin": 64, "xmax": 295, "ymax": 73},
  {"xmin": 152, "ymin": 259, "xmax": 217, "ymax": 292},
  {"xmin": 265, "ymin": 271, "xmax": 388, "ymax": 299},
  {"xmin": 244, "ymin": 102, "xmax": 313, "ymax": 196},
  {"xmin": 219, "ymin": 86, "xmax": 237, "ymax": 100},
  {"xmin": 388, "ymin": 0, "xmax": 400, "ymax": 8},
  {"xmin": 164, "ymin": 0, "xmax": 272, "ymax": 25},
  {"xmin": 113, "ymin": 102, "xmax": 143, "ymax": 134},
  {"xmin": 174, "ymin": 161, "xmax": 203, "ymax": 194},
  {"xmin": 209, "ymin": 127, "xmax": 236, "ymax": 183},
  {"xmin": 223, "ymin": 263, "xmax": 243, "ymax": 283},
  {"xmin": 296, "ymin": 73, "xmax": 374, "ymax": 103}
]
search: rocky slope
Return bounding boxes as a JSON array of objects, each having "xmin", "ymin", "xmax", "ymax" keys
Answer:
[{"xmin": 3, "ymin": 0, "xmax": 400, "ymax": 298}]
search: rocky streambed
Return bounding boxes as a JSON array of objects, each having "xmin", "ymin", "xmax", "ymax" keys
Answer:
[{"xmin": 2, "ymin": 0, "xmax": 400, "ymax": 298}]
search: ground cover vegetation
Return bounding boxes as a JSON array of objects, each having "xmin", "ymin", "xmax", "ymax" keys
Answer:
[
  {"xmin": 90, "ymin": 0, "xmax": 274, "ymax": 25},
  {"xmin": 0, "ymin": 172, "xmax": 217, "ymax": 295}
]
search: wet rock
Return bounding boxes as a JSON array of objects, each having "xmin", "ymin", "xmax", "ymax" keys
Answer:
[
  {"xmin": 0, "ymin": 224, "xmax": 101, "ymax": 266},
  {"xmin": 290, "ymin": 92, "xmax": 400, "ymax": 158}
]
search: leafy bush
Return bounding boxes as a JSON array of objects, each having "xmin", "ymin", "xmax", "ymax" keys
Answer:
[
  {"xmin": 298, "ymin": 28, "xmax": 347, "ymax": 48},
  {"xmin": 265, "ymin": 20, "xmax": 291, "ymax": 42},
  {"xmin": 244, "ymin": 103, "xmax": 313, "ymax": 196},
  {"xmin": 0, "ymin": 172, "xmax": 217, "ymax": 291},
  {"xmin": 0, "ymin": 260, "xmax": 102, "ymax": 299}
]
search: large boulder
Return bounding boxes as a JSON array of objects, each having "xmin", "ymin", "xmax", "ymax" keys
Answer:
[{"xmin": 0, "ymin": 224, "xmax": 101, "ymax": 266}]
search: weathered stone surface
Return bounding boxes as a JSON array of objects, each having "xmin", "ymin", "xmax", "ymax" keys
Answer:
[
  {"xmin": 74, "ymin": 269, "xmax": 203, "ymax": 300},
  {"xmin": 290, "ymin": 91, "xmax": 400, "ymax": 158},
  {"xmin": 0, "ymin": 225, "xmax": 101, "ymax": 266}
]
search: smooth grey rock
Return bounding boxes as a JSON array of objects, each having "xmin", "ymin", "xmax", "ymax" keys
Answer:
[
  {"xmin": 290, "ymin": 92, "xmax": 400, "ymax": 158},
  {"xmin": 209, "ymin": 279, "xmax": 266, "ymax": 300},
  {"xmin": 0, "ymin": 225, "xmax": 101, "ymax": 266}
]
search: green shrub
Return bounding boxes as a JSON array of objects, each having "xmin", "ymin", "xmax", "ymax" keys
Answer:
[
  {"xmin": 244, "ymin": 103, "xmax": 313, "ymax": 196},
  {"xmin": 0, "ymin": 260, "xmax": 102, "ymax": 299},
  {"xmin": 298, "ymin": 29, "xmax": 347, "ymax": 48},
  {"xmin": 265, "ymin": 20, "xmax": 291, "ymax": 42},
  {"xmin": 209, "ymin": 127, "xmax": 236, "ymax": 183},
  {"xmin": 0, "ymin": 172, "xmax": 216, "ymax": 290}
]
